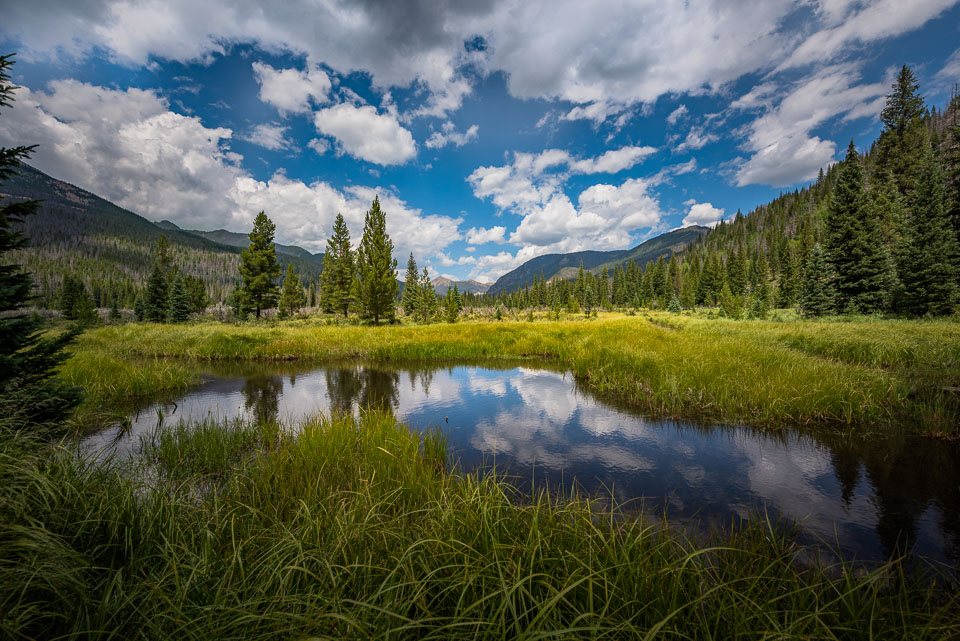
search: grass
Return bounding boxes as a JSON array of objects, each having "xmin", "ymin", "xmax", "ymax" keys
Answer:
[
  {"xmin": 61, "ymin": 312, "xmax": 960, "ymax": 433},
  {"xmin": 1, "ymin": 411, "xmax": 957, "ymax": 640}
]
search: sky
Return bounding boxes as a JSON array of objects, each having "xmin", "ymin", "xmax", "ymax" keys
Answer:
[{"xmin": 2, "ymin": 1, "xmax": 960, "ymax": 283}]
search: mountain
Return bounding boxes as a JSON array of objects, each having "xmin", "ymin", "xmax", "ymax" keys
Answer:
[
  {"xmin": 487, "ymin": 226, "xmax": 708, "ymax": 295},
  {"xmin": 430, "ymin": 277, "xmax": 493, "ymax": 295},
  {"xmin": 156, "ymin": 220, "xmax": 323, "ymax": 265},
  {"xmin": 1, "ymin": 164, "xmax": 324, "ymax": 307}
]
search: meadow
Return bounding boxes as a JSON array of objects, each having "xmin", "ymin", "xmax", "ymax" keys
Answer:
[{"xmin": 61, "ymin": 311, "xmax": 960, "ymax": 434}]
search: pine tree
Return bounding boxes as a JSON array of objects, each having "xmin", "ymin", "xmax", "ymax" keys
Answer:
[
  {"xmin": 238, "ymin": 211, "xmax": 281, "ymax": 319},
  {"xmin": 827, "ymin": 142, "xmax": 893, "ymax": 313},
  {"xmin": 355, "ymin": 197, "xmax": 398, "ymax": 324},
  {"xmin": 59, "ymin": 275, "xmax": 85, "ymax": 320},
  {"xmin": 401, "ymin": 252, "xmax": 420, "ymax": 316},
  {"xmin": 416, "ymin": 267, "xmax": 436, "ymax": 323},
  {"xmin": 322, "ymin": 213, "xmax": 355, "ymax": 317},
  {"xmin": 719, "ymin": 283, "xmax": 743, "ymax": 319},
  {"xmin": 800, "ymin": 244, "xmax": 837, "ymax": 317},
  {"xmin": 69, "ymin": 282, "xmax": 96, "ymax": 326},
  {"xmin": 877, "ymin": 65, "xmax": 928, "ymax": 199},
  {"xmin": 443, "ymin": 288, "xmax": 459, "ymax": 323},
  {"xmin": 133, "ymin": 295, "xmax": 146, "ymax": 321},
  {"xmin": 0, "ymin": 53, "xmax": 82, "ymax": 430},
  {"xmin": 166, "ymin": 274, "xmax": 192, "ymax": 323},
  {"xmin": 183, "ymin": 275, "xmax": 208, "ymax": 314},
  {"xmin": 108, "ymin": 296, "xmax": 121, "ymax": 322},
  {"xmin": 898, "ymin": 145, "xmax": 960, "ymax": 316},
  {"xmin": 277, "ymin": 263, "xmax": 306, "ymax": 319},
  {"xmin": 144, "ymin": 264, "xmax": 169, "ymax": 322}
]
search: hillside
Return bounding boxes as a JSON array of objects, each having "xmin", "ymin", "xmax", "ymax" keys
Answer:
[
  {"xmin": 1, "ymin": 165, "xmax": 324, "ymax": 307},
  {"xmin": 156, "ymin": 220, "xmax": 323, "ymax": 264},
  {"xmin": 431, "ymin": 277, "xmax": 492, "ymax": 295},
  {"xmin": 487, "ymin": 226, "xmax": 708, "ymax": 295}
]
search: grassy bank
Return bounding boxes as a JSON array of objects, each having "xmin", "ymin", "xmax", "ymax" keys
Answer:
[
  {"xmin": 2, "ymin": 412, "xmax": 957, "ymax": 640},
  {"xmin": 61, "ymin": 313, "xmax": 960, "ymax": 433}
]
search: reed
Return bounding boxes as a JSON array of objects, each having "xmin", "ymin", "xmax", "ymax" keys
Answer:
[{"xmin": 1, "ymin": 412, "xmax": 956, "ymax": 640}]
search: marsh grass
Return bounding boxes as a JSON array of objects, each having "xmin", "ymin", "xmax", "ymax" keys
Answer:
[
  {"xmin": 63, "ymin": 313, "xmax": 960, "ymax": 433},
  {"xmin": 1, "ymin": 413, "xmax": 957, "ymax": 640}
]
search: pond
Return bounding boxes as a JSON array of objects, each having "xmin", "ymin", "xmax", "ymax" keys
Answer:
[{"xmin": 82, "ymin": 360, "xmax": 960, "ymax": 568}]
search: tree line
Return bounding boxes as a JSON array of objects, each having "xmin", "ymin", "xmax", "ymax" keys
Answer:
[{"xmin": 490, "ymin": 65, "xmax": 960, "ymax": 319}]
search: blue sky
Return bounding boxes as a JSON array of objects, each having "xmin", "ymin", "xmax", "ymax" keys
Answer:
[{"xmin": 2, "ymin": 1, "xmax": 960, "ymax": 282}]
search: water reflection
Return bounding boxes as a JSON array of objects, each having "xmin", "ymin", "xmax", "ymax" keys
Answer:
[{"xmin": 83, "ymin": 360, "xmax": 960, "ymax": 566}]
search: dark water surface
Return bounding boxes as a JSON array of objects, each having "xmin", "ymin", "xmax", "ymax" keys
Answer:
[{"xmin": 83, "ymin": 360, "xmax": 960, "ymax": 567}]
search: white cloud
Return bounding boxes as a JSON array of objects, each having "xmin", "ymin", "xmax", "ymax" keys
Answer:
[
  {"xmin": 681, "ymin": 201, "xmax": 725, "ymax": 228},
  {"xmin": 425, "ymin": 121, "xmax": 479, "ymax": 149},
  {"xmin": 466, "ymin": 226, "xmax": 506, "ymax": 244},
  {"xmin": 307, "ymin": 138, "xmax": 330, "ymax": 155},
  {"xmin": 241, "ymin": 123, "xmax": 292, "ymax": 151},
  {"xmin": 3, "ymin": 0, "xmax": 953, "ymax": 125},
  {"xmin": 313, "ymin": 103, "xmax": 416, "ymax": 166},
  {"xmin": 735, "ymin": 64, "xmax": 886, "ymax": 186},
  {"xmin": 780, "ymin": 0, "xmax": 958, "ymax": 70},
  {"xmin": 252, "ymin": 61, "xmax": 331, "ymax": 115},
  {"xmin": 569, "ymin": 146, "xmax": 657, "ymax": 174},
  {"xmin": 675, "ymin": 128, "xmax": 718, "ymax": 152},
  {"xmin": 936, "ymin": 47, "xmax": 960, "ymax": 83},
  {"xmin": 0, "ymin": 79, "xmax": 459, "ymax": 261},
  {"xmin": 666, "ymin": 104, "xmax": 688, "ymax": 125}
]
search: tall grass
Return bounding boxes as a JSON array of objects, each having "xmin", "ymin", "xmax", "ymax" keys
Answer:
[
  {"xmin": 1, "ymin": 413, "xmax": 957, "ymax": 640},
  {"xmin": 62, "ymin": 313, "xmax": 960, "ymax": 433}
]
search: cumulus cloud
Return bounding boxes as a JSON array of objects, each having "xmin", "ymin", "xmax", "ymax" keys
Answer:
[
  {"xmin": 467, "ymin": 145, "xmax": 656, "ymax": 213},
  {"xmin": 307, "ymin": 138, "xmax": 330, "ymax": 155},
  {"xmin": 313, "ymin": 103, "xmax": 416, "ymax": 166},
  {"xmin": 735, "ymin": 64, "xmax": 886, "ymax": 186},
  {"xmin": 3, "ymin": 0, "xmax": 953, "ymax": 125},
  {"xmin": 425, "ymin": 121, "xmax": 479, "ymax": 149},
  {"xmin": 241, "ymin": 123, "xmax": 292, "ymax": 151},
  {"xmin": 466, "ymin": 226, "xmax": 506, "ymax": 244},
  {"xmin": 252, "ymin": 61, "xmax": 331, "ymax": 115},
  {"xmin": 0, "ymin": 79, "xmax": 460, "ymax": 260},
  {"xmin": 680, "ymin": 200, "xmax": 726, "ymax": 228}
]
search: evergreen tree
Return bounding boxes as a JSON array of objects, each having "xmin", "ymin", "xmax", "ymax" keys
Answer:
[
  {"xmin": 355, "ymin": 197, "xmax": 398, "ymax": 324},
  {"xmin": 277, "ymin": 263, "xmax": 306, "ymax": 319},
  {"xmin": 322, "ymin": 213, "xmax": 355, "ymax": 317},
  {"xmin": 443, "ymin": 288, "xmax": 459, "ymax": 323},
  {"xmin": 183, "ymin": 275, "xmax": 208, "ymax": 314},
  {"xmin": 827, "ymin": 142, "xmax": 893, "ymax": 313},
  {"xmin": 144, "ymin": 264, "xmax": 169, "ymax": 322},
  {"xmin": 0, "ymin": 54, "xmax": 82, "ymax": 429},
  {"xmin": 166, "ymin": 274, "xmax": 191, "ymax": 323},
  {"xmin": 726, "ymin": 249, "xmax": 747, "ymax": 296},
  {"xmin": 800, "ymin": 244, "xmax": 837, "ymax": 317},
  {"xmin": 877, "ymin": 65, "xmax": 928, "ymax": 198},
  {"xmin": 71, "ymin": 285, "xmax": 98, "ymax": 327},
  {"xmin": 416, "ymin": 267, "xmax": 436, "ymax": 323},
  {"xmin": 719, "ymin": 283, "xmax": 743, "ymax": 319},
  {"xmin": 776, "ymin": 243, "xmax": 800, "ymax": 307},
  {"xmin": 108, "ymin": 296, "xmax": 121, "ymax": 322},
  {"xmin": 668, "ymin": 295, "xmax": 682, "ymax": 313},
  {"xmin": 401, "ymin": 252, "xmax": 420, "ymax": 316},
  {"xmin": 238, "ymin": 211, "xmax": 281, "ymax": 319},
  {"xmin": 59, "ymin": 275, "xmax": 85, "ymax": 320},
  {"xmin": 133, "ymin": 295, "xmax": 146, "ymax": 321},
  {"xmin": 898, "ymin": 145, "xmax": 960, "ymax": 316}
]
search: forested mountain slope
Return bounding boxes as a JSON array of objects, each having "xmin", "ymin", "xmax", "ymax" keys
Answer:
[
  {"xmin": 0, "ymin": 164, "xmax": 323, "ymax": 307},
  {"xmin": 487, "ymin": 226, "xmax": 708, "ymax": 295}
]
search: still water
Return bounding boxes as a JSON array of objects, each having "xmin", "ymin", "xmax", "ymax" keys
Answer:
[{"xmin": 83, "ymin": 360, "xmax": 960, "ymax": 567}]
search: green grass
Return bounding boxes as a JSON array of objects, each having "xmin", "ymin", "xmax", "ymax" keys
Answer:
[
  {"xmin": 1, "ymin": 412, "xmax": 957, "ymax": 640},
  {"xmin": 62, "ymin": 312, "xmax": 960, "ymax": 433}
]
